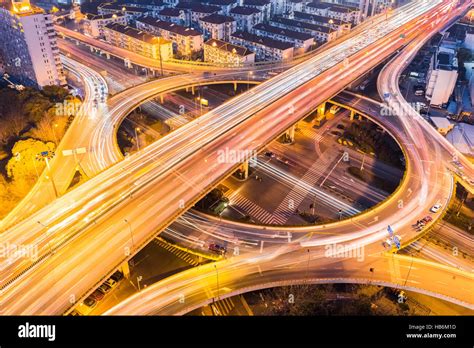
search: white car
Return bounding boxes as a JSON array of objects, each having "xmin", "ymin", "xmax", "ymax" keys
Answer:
[{"xmin": 430, "ymin": 203, "xmax": 442, "ymax": 213}]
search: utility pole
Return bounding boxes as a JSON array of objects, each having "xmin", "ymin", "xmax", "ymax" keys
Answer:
[{"xmin": 36, "ymin": 151, "xmax": 58, "ymax": 198}]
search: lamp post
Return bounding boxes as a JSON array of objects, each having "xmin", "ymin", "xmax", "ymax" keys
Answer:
[
  {"xmin": 247, "ymin": 70, "xmax": 253, "ymax": 91},
  {"xmin": 36, "ymin": 151, "xmax": 58, "ymax": 198},
  {"xmin": 328, "ymin": 19, "xmax": 334, "ymax": 39},
  {"xmin": 214, "ymin": 264, "xmax": 219, "ymax": 301},
  {"xmin": 51, "ymin": 123, "xmax": 59, "ymax": 145},
  {"xmin": 124, "ymin": 219, "xmax": 135, "ymax": 249},
  {"xmin": 134, "ymin": 127, "xmax": 140, "ymax": 152}
]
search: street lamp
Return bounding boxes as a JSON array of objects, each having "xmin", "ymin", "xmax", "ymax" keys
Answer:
[
  {"xmin": 36, "ymin": 151, "xmax": 58, "ymax": 198},
  {"xmin": 247, "ymin": 70, "xmax": 253, "ymax": 91},
  {"xmin": 124, "ymin": 219, "xmax": 135, "ymax": 249},
  {"xmin": 137, "ymin": 275, "xmax": 143, "ymax": 291},
  {"xmin": 134, "ymin": 127, "xmax": 140, "ymax": 152},
  {"xmin": 37, "ymin": 221, "xmax": 54, "ymax": 254},
  {"xmin": 214, "ymin": 264, "xmax": 219, "ymax": 301},
  {"xmin": 328, "ymin": 19, "xmax": 334, "ymax": 39},
  {"xmin": 51, "ymin": 123, "xmax": 59, "ymax": 145}
]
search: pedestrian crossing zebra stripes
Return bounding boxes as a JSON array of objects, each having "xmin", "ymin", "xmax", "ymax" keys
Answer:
[
  {"xmin": 210, "ymin": 297, "xmax": 235, "ymax": 316},
  {"xmin": 227, "ymin": 190, "xmax": 286, "ymax": 225},
  {"xmin": 153, "ymin": 238, "xmax": 200, "ymax": 266}
]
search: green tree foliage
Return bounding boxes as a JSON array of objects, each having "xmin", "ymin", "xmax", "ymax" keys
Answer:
[{"xmin": 6, "ymin": 139, "xmax": 55, "ymax": 182}]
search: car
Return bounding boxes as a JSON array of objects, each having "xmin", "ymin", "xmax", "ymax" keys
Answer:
[
  {"xmin": 83, "ymin": 297, "xmax": 97, "ymax": 308},
  {"xmin": 208, "ymin": 243, "xmax": 227, "ymax": 255},
  {"xmin": 336, "ymin": 124, "xmax": 345, "ymax": 130},
  {"xmin": 331, "ymin": 131, "xmax": 342, "ymax": 137},
  {"xmin": 89, "ymin": 289, "xmax": 104, "ymax": 301},
  {"xmin": 98, "ymin": 283, "xmax": 111, "ymax": 293},
  {"xmin": 110, "ymin": 271, "xmax": 124, "ymax": 282},
  {"xmin": 105, "ymin": 278, "xmax": 117, "ymax": 288},
  {"xmin": 430, "ymin": 203, "xmax": 442, "ymax": 213},
  {"xmin": 264, "ymin": 151, "xmax": 274, "ymax": 158},
  {"xmin": 423, "ymin": 216, "xmax": 433, "ymax": 222}
]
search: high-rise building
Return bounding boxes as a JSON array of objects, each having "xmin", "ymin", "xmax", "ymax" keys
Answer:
[{"xmin": 0, "ymin": 0, "xmax": 66, "ymax": 88}]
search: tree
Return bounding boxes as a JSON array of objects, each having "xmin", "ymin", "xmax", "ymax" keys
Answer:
[
  {"xmin": 6, "ymin": 138, "xmax": 55, "ymax": 182},
  {"xmin": 41, "ymin": 85, "xmax": 69, "ymax": 102}
]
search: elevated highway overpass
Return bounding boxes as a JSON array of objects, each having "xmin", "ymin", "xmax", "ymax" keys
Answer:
[{"xmin": 0, "ymin": 0, "xmax": 469, "ymax": 315}]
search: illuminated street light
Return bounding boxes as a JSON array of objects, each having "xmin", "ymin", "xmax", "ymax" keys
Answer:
[
  {"xmin": 36, "ymin": 151, "xmax": 58, "ymax": 198},
  {"xmin": 134, "ymin": 127, "xmax": 140, "ymax": 152},
  {"xmin": 124, "ymin": 219, "xmax": 135, "ymax": 249}
]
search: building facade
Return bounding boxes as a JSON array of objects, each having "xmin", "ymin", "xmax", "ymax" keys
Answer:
[
  {"xmin": 103, "ymin": 22, "xmax": 173, "ymax": 60},
  {"xmin": 136, "ymin": 17, "xmax": 203, "ymax": 57},
  {"xmin": 204, "ymin": 38, "xmax": 255, "ymax": 66},
  {"xmin": 229, "ymin": 6, "xmax": 262, "ymax": 32},
  {"xmin": 199, "ymin": 13, "xmax": 236, "ymax": 41},
  {"xmin": 252, "ymin": 23, "xmax": 314, "ymax": 52},
  {"xmin": 231, "ymin": 30, "xmax": 294, "ymax": 61},
  {"xmin": 270, "ymin": 16, "xmax": 337, "ymax": 43},
  {"xmin": 0, "ymin": 0, "xmax": 66, "ymax": 87},
  {"xmin": 82, "ymin": 13, "xmax": 127, "ymax": 38}
]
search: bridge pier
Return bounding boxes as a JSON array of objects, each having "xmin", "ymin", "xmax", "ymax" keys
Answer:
[
  {"xmin": 285, "ymin": 124, "xmax": 296, "ymax": 143},
  {"xmin": 317, "ymin": 102, "xmax": 326, "ymax": 118},
  {"xmin": 160, "ymin": 94, "xmax": 164, "ymax": 104},
  {"xmin": 105, "ymin": 52, "xmax": 110, "ymax": 60},
  {"xmin": 120, "ymin": 261, "xmax": 130, "ymax": 279},
  {"xmin": 234, "ymin": 82, "xmax": 237, "ymax": 91},
  {"xmin": 350, "ymin": 110, "xmax": 356, "ymax": 121},
  {"xmin": 237, "ymin": 161, "xmax": 249, "ymax": 180}
]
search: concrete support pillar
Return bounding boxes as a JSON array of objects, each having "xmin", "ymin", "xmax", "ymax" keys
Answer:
[
  {"xmin": 191, "ymin": 85, "xmax": 195, "ymax": 95},
  {"xmin": 317, "ymin": 102, "xmax": 326, "ymax": 118},
  {"xmin": 239, "ymin": 161, "xmax": 249, "ymax": 180},
  {"xmin": 350, "ymin": 110, "xmax": 355, "ymax": 121},
  {"xmin": 105, "ymin": 53, "xmax": 110, "ymax": 59},
  {"xmin": 285, "ymin": 124, "xmax": 296, "ymax": 142},
  {"xmin": 89, "ymin": 45, "xmax": 94, "ymax": 52},
  {"xmin": 121, "ymin": 261, "xmax": 130, "ymax": 279},
  {"xmin": 234, "ymin": 82, "xmax": 237, "ymax": 91},
  {"xmin": 160, "ymin": 94, "xmax": 164, "ymax": 104}
]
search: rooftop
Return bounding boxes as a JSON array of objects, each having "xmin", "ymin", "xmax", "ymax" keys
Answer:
[
  {"xmin": 158, "ymin": 7, "xmax": 183, "ymax": 16},
  {"xmin": 0, "ymin": 1, "xmax": 45, "ymax": 16},
  {"xmin": 243, "ymin": 0, "xmax": 270, "ymax": 7},
  {"xmin": 104, "ymin": 22, "xmax": 169, "ymax": 44},
  {"xmin": 305, "ymin": 2, "xmax": 332, "ymax": 10},
  {"xmin": 329, "ymin": 5, "xmax": 359, "ymax": 14},
  {"xmin": 85, "ymin": 13, "xmax": 125, "ymax": 20},
  {"xmin": 231, "ymin": 30, "xmax": 294, "ymax": 50},
  {"xmin": 200, "ymin": 13, "xmax": 235, "ymax": 24},
  {"xmin": 204, "ymin": 38, "xmax": 254, "ymax": 56},
  {"xmin": 201, "ymin": 0, "xmax": 237, "ymax": 5},
  {"xmin": 253, "ymin": 23, "xmax": 313, "ymax": 41},
  {"xmin": 115, "ymin": 0, "xmax": 164, "ymax": 6},
  {"xmin": 137, "ymin": 16, "xmax": 202, "ymax": 36},
  {"xmin": 270, "ymin": 16, "xmax": 331, "ymax": 34},
  {"xmin": 99, "ymin": 3, "xmax": 152, "ymax": 13},
  {"xmin": 176, "ymin": 2, "xmax": 221, "ymax": 13},
  {"xmin": 292, "ymin": 11, "xmax": 349, "ymax": 26},
  {"xmin": 229, "ymin": 5, "xmax": 260, "ymax": 15}
]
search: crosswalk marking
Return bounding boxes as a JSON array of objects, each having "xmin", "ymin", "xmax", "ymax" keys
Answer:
[
  {"xmin": 153, "ymin": 238, "xmax": 200, "ymax": 266},
  {"xmin": 227, "ymin": 190, "xmax": 286, "ymax": 225},
  {"xmin": 210, "ymin": 297, "xmax": 235, "ymax": 316}
]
